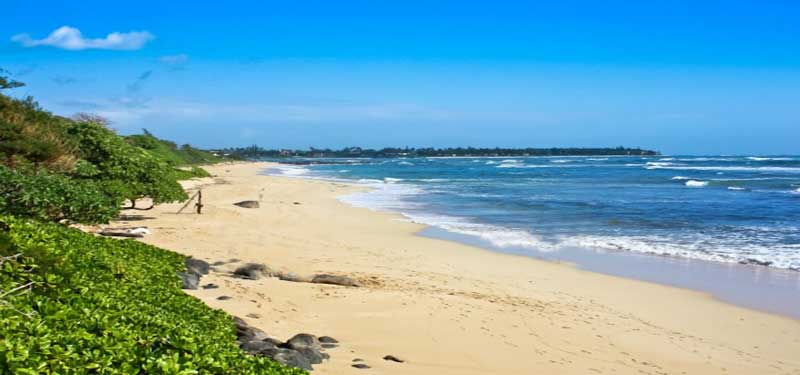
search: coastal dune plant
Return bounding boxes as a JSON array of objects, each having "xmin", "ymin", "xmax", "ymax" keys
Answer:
[
  {"xmin": 0, "ymin": 167, "xmax": 121, "ymax": 223},
  {"xmin": 0, "ymin": 216, "xmax": 305, "ymax": 374}
]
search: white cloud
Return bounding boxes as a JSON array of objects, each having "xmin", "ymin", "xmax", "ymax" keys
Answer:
[
  {"xmin": 11, "ymin": 26, "xmax": 154, "ymax": 50},
  {"xmin": 160, "ymin": 54, "xmax": 189, "ymax": 65}
]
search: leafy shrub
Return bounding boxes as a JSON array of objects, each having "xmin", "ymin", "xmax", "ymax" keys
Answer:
[
  {"xmin": 0, "ymin": 95, "xmax": 76, "ymax": 171},
  {"xmin": 127, "ymin": 130, "xmax": 224, "ymax": 166},
  {"xmin": 172, "ymin": 166, "xmax": 211, "ymax": 181},
  {"xmin": 67, "ymin": 122, "xmax": 188, "ymax": 206},
  {"xmin": 0, "ymin": 167, "xmax": 121, "ymax": 223},
  {"xmin": 0, "ymin": 216, "xmax": 305, "ymax": 374}
]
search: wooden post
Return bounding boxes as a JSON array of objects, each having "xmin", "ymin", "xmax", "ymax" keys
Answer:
[{"xmin": 195, "ymin": 190, "xmax": 204, "ymax": 214}]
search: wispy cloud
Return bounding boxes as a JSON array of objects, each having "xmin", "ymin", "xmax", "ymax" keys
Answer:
[
  {"xmin": 52, "ymin": 75, "xmax": 78, "ymax": 85},
  {"xmin": 125, "ymin": 70, "xmax": 153, "ymax": 93},
  {"xmin": 159, "ymin": 54, "xmax": 189, "ymax": 71},
  {"xmin": 11, "ymin": 26, "xmax": 154, "ymax": 51}
]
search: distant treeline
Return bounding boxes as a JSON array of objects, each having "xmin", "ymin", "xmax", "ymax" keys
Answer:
[{"xmin": 219, "ymin": 146, "xmax": 659, "ymax": 159}]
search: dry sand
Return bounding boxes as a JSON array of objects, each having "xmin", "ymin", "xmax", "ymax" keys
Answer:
[{"xmin": 114, "ymin": 162, "xmax": 800, "ymax": 375}]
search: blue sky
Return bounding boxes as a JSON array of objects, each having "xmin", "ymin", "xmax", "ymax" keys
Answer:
[{"xmin": 2, "ymin": 1, "xmax": 799, "ymax": 154}]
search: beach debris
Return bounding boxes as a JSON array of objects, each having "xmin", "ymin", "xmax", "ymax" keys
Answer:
[
  {"xmin": 311, "ymin": 274, "xmax": 360, "ymax": 287},
  {"xmin": 98, "ymin": 230, "xmax": 144, "ymax": 238},
  {"xmin": 352, "ymin": 363, "xmax": 371, "ymax": 369},
  {"xmin": 383, "ymin": 354, "xmax": 404, "ymax": 363},
  {"xmin": 98, "ymin": 226, "xmax": 152, "ymax": 238},
  {"xmin": 246, "ymin": 313, "xmax": 261, "ymax": 319},
  {"xmin": 352, "ymin": 358, "xmax": 364, "ymax": 362},
  {"xmin": 233, "ymin": 200, "xmax": 260, "ymax": 208},
  {"xmin": 178, "ymin": 272, "xmax": 199, "ymax": 289},
  {"xmin": 233, "ymin": 263, "xmax": 275, "ymax": 280},
  {"xmin": 202, "ymin": 283, "xmax": 219, "ymax": 289},
  {"xmin": 129, "ymin": 227, "xmax": 151, "ymax": 235},
  {"xmin": 234, "ymin": 317, "xmax": 331, "ymax": 371},
  {"xmin": 217, "ymin": 295, "xmax": 232, "ymax": 300},
  {"xmin": 293, "ymin": 201, "xmax": 301, "ymax": 205}
]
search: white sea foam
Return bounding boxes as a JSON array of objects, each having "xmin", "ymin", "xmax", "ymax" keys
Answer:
[
  {"xmin": 646, "ymin": 162, "xmax": 674, "ymax": 167},
  {"xmin": 269, "ymin": 165, "xmax": 311, "ymax": 176},
  {"xmin": 648, "ymin": 165, "xmax": 800, "ymax": 173},
  {"xmin": 728, "ymin": 186, "xmax": 746, "ymax": 191},
  {"xmin": 384, "ymin": 177, "xmax": 404, "ymax": 183},
  {"xmin": 397, "ymin": 161, "xmax": 414, "ymax": 166},
  {"xmin": 587, "ymin": 158, "xmax": 608, "ymax": 161},
  {"xmin": 671, "ymin": 176, "xmax": 690, "ymax": 180},
  {"xmin": 551, "ymin": 159, "xmax": 570, "ymax": 163},
  {"xmin": 747, "ymin": 156, "xmax": 794, "ymax": 161},
  {"xmin": 685, "ymin": 180, "xmax": 709, "ymax": 187}
]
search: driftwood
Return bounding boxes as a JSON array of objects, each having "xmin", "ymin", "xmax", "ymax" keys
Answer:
[
  {"xmin": 98, "ymin": 231, "xmax": 144, "ymax": 238},
  {"xmin": 123, "ymin": 200, "xmax": 155, "ymax": 210},
  {"xmin": 177, "ymin": 190, "xmax": 203, "ymax": 214}
]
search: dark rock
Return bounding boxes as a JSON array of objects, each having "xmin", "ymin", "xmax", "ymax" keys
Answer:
[
  {"xmin": 293, "ymin": 202, "xmax": 301, "ymax": 205},
  {"xmin": 352, "ymin": 358, "xmax": 364, "ymax": 362},
  {"xmin": 178, "ymin": 272, "xmax": 199, "ymax": 289},
  {"xmin": 285, "ymin": 333, "xmax": 320, "ymax": 350},
  {"xmin": 311, "ymin": 274, "xmax": 360, "ymax": 287},
  {"xmin": 233, "ymin": 263, "xmax": 274, "ymax": 280},
  {"xmin": 273, "ymin": 348, "xmax": 313, "ymax": 371},
  {"xmin": 217, "ymin": 295, "xmax": 232, "ymax": 300},
  {"xmin": 234, "ymin": 200, "xmax": 260, "ymax": 209},
  {"xmin": 202, "ymin": 283, "xmax": 219, "ymax": 289},
  {"xmin": 185, "ymin": 257, "xmax": 210, "ymax": 275},
  {"xmin": 318, "ymin": 336, "xmax": 339, "ymax": 344},
  {"xmin": 276, "ymin": 271, "xmax": 311, "ymax": 283},
  {"xmin": 383, "ymin": 355, "xmax": 404, "ymax": 363},
  {"xmin": 211, "ymin": 260, "xmax": 227, "ymax": 266},
  {"xmin": 739, "ymin": 258, "xmax": 773, "ymax": 267},
  {"xmin": 352, "ymin": 363, "xmax": 371, "ymax": 369},
  {"xmin": 246, "ymin": 313, "xmax": 261, "ymax": 319},
  {"xmin": 321, "ymin": 343, "xmax": 338, "ymax": 349},
  {"xmin": 242, "ymin": 339, "xmax": 278, "ymax": 353},
  {"xmin": 295, "ymin": 347, "xmax": 326, "ymax": 365}
]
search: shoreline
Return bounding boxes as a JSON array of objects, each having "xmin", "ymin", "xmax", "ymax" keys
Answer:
[
  {"xmin": 126, "ymin": 161, "xmax": 799, "ymax": 374},
  {"xmin": 267, "ymin": 162, "xmax": 800, "ymax": 319}
]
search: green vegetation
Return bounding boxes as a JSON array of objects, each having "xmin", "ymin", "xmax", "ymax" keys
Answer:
[
  {"xmin": 0, "ymin": 168, "xmax": 121, "ymax": 224},
  {"xmin": 127, "ymin": 129, "xmax": 224, "ymax": 166},
  {"xmin": 221, "ymin": 145, "xmax": 659, "ymax": 159},
  {"xmin": 1, "ymin": 72, "xmax": 298, "ymax": 374},
  {"xmin": 0, "ymin": 216, "xmax": 304, "ymax": 375}
]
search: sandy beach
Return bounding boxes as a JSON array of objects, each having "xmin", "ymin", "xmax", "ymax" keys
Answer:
[{"xmin": 116, "ymin": 161, "xmax": 800, "ymax": 375}]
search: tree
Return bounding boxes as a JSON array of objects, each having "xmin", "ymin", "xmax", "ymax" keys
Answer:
[
  {"xmin": 67, "ymin": 121, "xmax": 188, "ymax": 209},
  {"xmin": 0, "ymin": 70, "xmax": 24, "ymax": 90}
]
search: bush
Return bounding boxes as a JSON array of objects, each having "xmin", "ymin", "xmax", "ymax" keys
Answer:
[
  {"xmin": 126, "ymin": 130, "xmax": 224, "ymax": 166},
  {"xmin": 67, "ymin": 122, "xmax": 188, "ymax": 206},
  {"xmin": 0, "ymin": 216, "xmax": 305, "ymax": 374},
  {"xmin": 172, "ymin": 166, "xmax": 211, "ymax": 181},
  {"xmin": 0, "ymin": 167, "xmax": 121, "ymax": 224}
]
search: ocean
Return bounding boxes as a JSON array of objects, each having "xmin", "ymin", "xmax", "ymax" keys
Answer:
[{"xmin": 264, "ymin": 155, "xmax": 800, "ymax": 316}]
